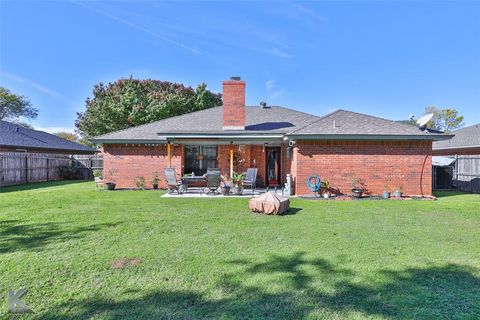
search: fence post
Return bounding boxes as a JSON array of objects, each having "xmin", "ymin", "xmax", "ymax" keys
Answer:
[
  {"xmin": 46, "ymin": 156, "xmax": 50, "ymax": 181},
  {"xmin": 25, "ymin": 155, "xmax": 28, "ymax": 183}
]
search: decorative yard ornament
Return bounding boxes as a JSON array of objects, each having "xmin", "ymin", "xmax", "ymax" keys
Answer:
[
  {"xmin": 8, "ymin": 288, "xmax": 31, "ymax": 314},
  {"xmin": 307, "ymin": 175, "xmax": 322, "ymax": 196}
]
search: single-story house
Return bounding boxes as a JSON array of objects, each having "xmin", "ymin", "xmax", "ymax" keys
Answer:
[
  {"xmin": 92, "ymin": 77, "xmax": 451, "ymax": 196},
  {"xmin": 432, "ymin": 124, "xmax": 480, "ymax": 193},
  {"xmin": 0, "ymin": 120, "xmax": 96, "ymax": 154},
  {"xmin": 433, "ymin": 124, "xmax": 480, "ymax": 156}
]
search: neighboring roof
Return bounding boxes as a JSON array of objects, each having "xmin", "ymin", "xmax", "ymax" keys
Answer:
[
  {"xmin": 92, "ymin": 107, "xmax": 452, "ymax": 143},
  {"xmin": 433, "ymin": 124, "xmax": 480, "ymax": 150},
  {"xmin": 288, "ymin": 109, "xmax": 451, "ymax": 140},
  {"xmin": 432, "ymin": 156, "xmax": 456, "ymax": 166},
  {"xmin": 0, "ymin": 120, "xmax": 96, "ymax": 153},
  {"xmin": 92, "ymin": 106, "xmax": 318, "ymax": 142}
]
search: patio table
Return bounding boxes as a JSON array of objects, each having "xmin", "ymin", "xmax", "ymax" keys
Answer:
[{"xmin": 181, "ymin": 175, "xmax": 207, "ymax": 192}]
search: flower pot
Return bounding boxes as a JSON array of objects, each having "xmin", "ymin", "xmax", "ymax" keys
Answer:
[
  {"xmin": 105, "ymin": 182, "xmax": 116, "ymax": 191},
  {"xmin": 152, "ymin": 184, "xmax": 158, "ymax": 190},
  {"xmin": 233, "ymin": 186, "xmax": 243, "ymax": 195},
  {"xmin": 383, "ymin": 191, "xmax": 390, "ymax": 199},
  {"xmin": 351, "ymin": 189, "xmax": 363, "ymax": 198},
  {"xmin": 220, "ymin": 186, "xmax": 230, "ymax": 195},
  {"xmin": 394, "ymin": 191, "xmax": 403, "ymax": 198}
]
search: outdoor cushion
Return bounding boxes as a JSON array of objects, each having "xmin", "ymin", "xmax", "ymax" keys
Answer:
[{"xmin": 249, "ymin": 192, "xmax": 290, "ymax": 215}]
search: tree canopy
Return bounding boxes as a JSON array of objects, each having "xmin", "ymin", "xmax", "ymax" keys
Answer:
[
  {"xmin": 75, "ymin": 78, "xmax": 222, "ymax": 138},
  {"xmin": 54, "ymin": 131, "xmax": 95, "ymax": 147},
  {"xmin": 0, "ymin": 87, "xmax": 38, "ymax": 121},
  {"xmin": 424, "ymin": 106, "xmax": 464, "ymax": 133}
]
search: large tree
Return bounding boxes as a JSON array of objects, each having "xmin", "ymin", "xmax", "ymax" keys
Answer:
[
  {"xmin": 75, "ymin": 78, "xmax": 222, "ymax": 138},
  {"xmin": 0, "ymin": 87, "xmax": 38, "ymax": 121},
  {"xmin": 423, "ymin": 106, "xmax": 464, "ymax": 133},
  {"xmin": 54, "ymin": 131, "xmax": 95, "ymax": 147}
]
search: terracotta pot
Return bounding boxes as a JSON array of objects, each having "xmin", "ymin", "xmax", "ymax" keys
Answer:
[{"xmin": 220, "ymin": 186, "xmax": 230, "ymax": 195}]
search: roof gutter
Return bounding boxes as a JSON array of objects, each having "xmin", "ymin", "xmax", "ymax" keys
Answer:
[
  {"xmin": 286, "ymin": 134, "xmax": 454, "ymax": 141},
  {"xmin": 90, "ymin": 138, "xmax": 167, "ymax": 144},
  {"xmin": 157, "ymin": 133, "xmax": 284, "ymax": 142},
  {"xmin": 432, "ymin": 144, "xmax": 480, "ymax": 151}
]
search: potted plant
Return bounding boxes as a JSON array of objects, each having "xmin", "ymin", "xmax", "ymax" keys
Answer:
[
  {"xmin": 383, "ymin": 184, "xmax": 390, "ymax": 199},
  {"xmin": 105, "ymin": 168, "xmax": 117, "ymax": 191},
  {"xmin": 321, "ymin": 180, "xmax": 331, "ymax": 199},
  {"xmin": 394, "ymin": 185, "xmax": 404, "ymax": 198},
  {"xmin": 135, "ymin": 176, "xmax": 146, "ymax": 190},
  {"xmin": 152, "ymin": 172, "xmax": 160, "ymax": 190},
  {"xmin": 220, "ymin": 174, "xmax": 231, "ymax": 195},
  {"xmin": 232, "ymin": 171, "xmax": 246, "ymax": 195},
  {"xmin": 351, "ymin": 177, "xmax": 364, "ymax": 198}
]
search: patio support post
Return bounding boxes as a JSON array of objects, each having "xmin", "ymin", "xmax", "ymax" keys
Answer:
[
  {"xmin": 167, "ymin": 142, "xmax": 171, "ymax": 167},
  {"xmin": 229, "ymin": 142, "xmax": 234, "ymax": 178}
]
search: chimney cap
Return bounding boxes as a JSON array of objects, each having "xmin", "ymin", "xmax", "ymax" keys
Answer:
[{"xmin": 230, "ymin": 76, "xmax": 241, "ymax": 81}]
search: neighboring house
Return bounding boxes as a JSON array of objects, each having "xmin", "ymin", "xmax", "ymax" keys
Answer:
[
  {"xmin": 92, "ymin": 77, "xmax": 451, "ymax": 196},
  {"xmin": 433, "ymin": 124, "xmax": 480, "ymax": 156},
  {"xmin": 432, "ymin": 124, "xmax": 480, "ymax": 193},
  {"xmin": 0, "ymin": 120, "xmax": 96, "ymax": 154}
]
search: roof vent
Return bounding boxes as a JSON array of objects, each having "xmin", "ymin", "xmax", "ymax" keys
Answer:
[
  {"xmin": 260, "ymin": 101, "xmax": 267, "ymax": 109},
  {"xmin": 230, "ymin": 76, "xmax": 241, "ymax": 81}
]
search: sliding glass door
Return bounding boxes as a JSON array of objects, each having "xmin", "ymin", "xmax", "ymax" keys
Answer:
[{"xmin": 184, "ymin": 145, "xmax": 217, "ymax": 176}]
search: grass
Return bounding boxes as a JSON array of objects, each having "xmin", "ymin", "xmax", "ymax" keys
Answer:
[{"xmin": 0, "ymin": 181, "xmax": 479, "ymax": 319}]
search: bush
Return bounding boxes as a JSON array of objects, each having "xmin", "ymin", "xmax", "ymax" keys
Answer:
[
  {"xmin": 58, "ymin": 164, "xmax": 81, "ymax": 180},
  {"xmin": 135, "ymin": 176, "xmax": 146, "ymax": 190},
  {"xmin": 92, "ymin": 169, "xmax": 102, "ymax": 178}
]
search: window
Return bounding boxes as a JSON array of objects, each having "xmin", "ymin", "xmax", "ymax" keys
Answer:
[{"xmin": 184, "ymin": 145, "xmax": 217, "ymax": 176}]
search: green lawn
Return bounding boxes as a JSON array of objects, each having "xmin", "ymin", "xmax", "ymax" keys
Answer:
[{"xmin": 1, "ymin": 181, "xmax": 479, "ymax": 319}]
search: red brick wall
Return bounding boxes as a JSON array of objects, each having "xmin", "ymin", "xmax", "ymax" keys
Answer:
[
  {"xmin": 293, "ymin": 140, "xmax": 432, "ymax": 196},
  {"xmin": 222, "ymin": 80, "xmax": 245, "ymax": 129},
  {"xmin": 102, "ymin": 144, "xmax": 183, "ymax": 189}
]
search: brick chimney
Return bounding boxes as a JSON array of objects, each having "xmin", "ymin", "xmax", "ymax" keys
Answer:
[{"xmin": 222, "ymin": 77, "xmax": 245, "ymax": 130}]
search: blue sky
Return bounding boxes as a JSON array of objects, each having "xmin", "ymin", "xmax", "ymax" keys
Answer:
[{"xmin": 1, "ymin": 1, "xmax": 479, "ymax": 133}]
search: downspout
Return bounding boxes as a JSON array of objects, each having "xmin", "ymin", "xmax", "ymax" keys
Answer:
[{"xmin": 167, "ymin": 142, "xmax": 171, "ymax": 167}]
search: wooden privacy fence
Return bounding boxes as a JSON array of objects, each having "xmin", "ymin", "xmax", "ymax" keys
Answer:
[
  {"xmin": 454, "ymin": 155, "xmax": 480, "ymax": 193},
  {"xmin": 0, "ymin": 152, "xmax": 103, "ymax": 187}
]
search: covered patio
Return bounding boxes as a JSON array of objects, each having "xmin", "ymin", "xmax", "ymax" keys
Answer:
[{"xmin": 162, "ymin": 133, "xmax": 292, "ymax": 190}]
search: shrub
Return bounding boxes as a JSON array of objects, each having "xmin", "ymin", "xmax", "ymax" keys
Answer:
[
  {"xmin": 135, "ymin": 176, "xmax": 146, "ymax": 190},
  {"xmin": 58, "ymin": 164, "xmax": 81, "ymax": 180},
  {"xmin": 92, "ymin": 169, "xmax": 102, "ymax": 178}
]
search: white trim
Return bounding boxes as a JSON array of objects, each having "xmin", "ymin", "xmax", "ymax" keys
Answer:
[
  {"xmin": 222, "ymin": 126, "xmax": 245, "ymax": 130},
  {"xmin": 433, "ymin": 144, "xmax": 480, "ymax": 150}
]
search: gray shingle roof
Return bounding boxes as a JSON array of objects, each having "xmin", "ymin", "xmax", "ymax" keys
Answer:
[
  {"xmin": 288, "ymin": 109, "xmax": 449, "ymax": 138},
  {"xmin": 0, "ymin": 120, "xmax": 96, "ymax": 153},
  {"xmin": 433, "ymin": 124, "xmax": 480, "ymax": 150},
  {"xmin": 92, "ymin": 107, "xmax": 451, "ymax": 142},
  {"xmin": 93, "ymin": 106, "xmax": 319, "ymax": 141}
]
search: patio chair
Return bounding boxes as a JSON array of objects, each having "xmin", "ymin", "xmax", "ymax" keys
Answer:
[
  {"xmin": 243, "ymin": 168, "xmax": 258, "ymax": 195},
  {"xmin": 164, "ymin": 168, "xmax": 185, "ymax": 194},
  {"xmin": 205, "ymin": 173, "xmax": 221, "ymax": 194}
]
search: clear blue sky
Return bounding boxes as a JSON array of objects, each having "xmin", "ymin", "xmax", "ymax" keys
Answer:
[{"xmin": 1, "ymin": 1, "xmax": 479, "ymax": 133}]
